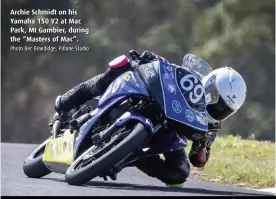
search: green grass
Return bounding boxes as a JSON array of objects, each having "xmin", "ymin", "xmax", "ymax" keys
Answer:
[
  {"xmin": 161, "ymin": 135, "xmax": 275, "ymax": 188},
  {"xmin": 187, "ymin": 135, "xmax": 275, "ymax": 188}
]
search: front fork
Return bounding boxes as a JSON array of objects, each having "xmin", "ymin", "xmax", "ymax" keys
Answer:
[
  {"xmin": 98, "ymin": 110, "xmax": 160, "ymax": 181},
  {"xmin": 92, "ymin": 110, "xmax": 157, "ymax": 145}
]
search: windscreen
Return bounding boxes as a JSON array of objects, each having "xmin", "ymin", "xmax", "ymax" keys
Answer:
[{"xmin": 182, "ymin": 54, "xmax": 213, "ymax": 78}]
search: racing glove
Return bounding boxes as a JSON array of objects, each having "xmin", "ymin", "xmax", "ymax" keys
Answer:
[
  {"xmin": 189, "ymin": 130, "xmax": 218, "ymax": 168},
  {"xmin": 188, "ymin": 138, "xmax": 210, "ymax": 168},
  {"xmin": 138, "ymin": 51, "xmax": 169, "ymax": 64}
]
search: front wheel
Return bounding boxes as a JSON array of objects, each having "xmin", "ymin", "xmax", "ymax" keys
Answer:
[
  {"xmin": 65, "ymin": 123, "xmax": 150, "ymax": 185},
  {"xmin": 23, "ymin": 137, "xmax": 52, "ymax": 178}
]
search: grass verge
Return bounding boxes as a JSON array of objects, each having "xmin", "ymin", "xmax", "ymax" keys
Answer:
[
  {"xmin": 186, "ymin": 135, "xmax": 275, "ymax": 188},
  {"xmin": 162, "ymin": 135, "xmax": 275, "ymax": 188}
]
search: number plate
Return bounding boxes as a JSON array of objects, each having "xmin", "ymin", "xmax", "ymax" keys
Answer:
[
  {"xmin": 176, "ymin": 68, "xmax": 205, "ymax": 111},
  {"xmin": 158, "ymin": 62, "xmax": 208, "ymax": 132}
]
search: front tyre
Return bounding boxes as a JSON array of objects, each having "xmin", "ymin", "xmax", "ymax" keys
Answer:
[
  {"xmin": 65, "ymin": 123, "xmax": 149, "ymax": 185},
  {"xmin": 23, "ymin": 138, "xmax": 52, "ymax": 178}
]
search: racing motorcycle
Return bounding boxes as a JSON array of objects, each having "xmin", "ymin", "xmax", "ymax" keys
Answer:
[{"xmin": 23, "ymin": 51, "xmax": 217, "ymax": 185}]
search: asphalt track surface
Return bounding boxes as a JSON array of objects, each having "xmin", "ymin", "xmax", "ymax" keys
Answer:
[{"xmin": 1, "ymin": 143, "xmax": 274, "ymax": 196}]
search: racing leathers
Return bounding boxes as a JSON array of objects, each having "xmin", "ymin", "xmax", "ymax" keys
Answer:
[{"xmin": 54, "ymin": 51, "xmax": 220, "ymax": 187}]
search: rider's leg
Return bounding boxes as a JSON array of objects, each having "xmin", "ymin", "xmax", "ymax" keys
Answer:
[
  {"xmin": 55, "ymin": 55, "xmax": 131, "ymax": 114},
  {"xmin": 134, "ymin": 148, "xmax": 190, "ymax": 187}
]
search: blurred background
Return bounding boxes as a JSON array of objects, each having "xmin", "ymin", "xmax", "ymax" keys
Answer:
[{"xmin": 1, "ymin": 0, "xmax": 275, "ymax": 143}]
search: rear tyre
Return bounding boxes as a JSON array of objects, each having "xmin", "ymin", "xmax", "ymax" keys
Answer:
[
  {"xmin": 23, "ymin": 138, "xmax": 52, "ymax": 178},
  {"xmin": 65, "ymin": 123, "xmax": 149, "ymax": 185}
]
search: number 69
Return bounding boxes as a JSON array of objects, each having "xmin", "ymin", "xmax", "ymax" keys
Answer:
[{"xmin": 180, "ymin": 74, "xmax": 204, "ymax": 104}]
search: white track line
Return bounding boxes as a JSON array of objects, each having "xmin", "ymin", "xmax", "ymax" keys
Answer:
[
  {"xmin": 245, "ymin": 187, "xmax": 276, "ymax": 195},
  {"xmin": 256, "ymin": 188, "xmax": 276, "ymax": 195}
]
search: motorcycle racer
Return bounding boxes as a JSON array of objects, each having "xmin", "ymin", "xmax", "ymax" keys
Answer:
[{"xmin": 53, "ymin": 51, "xmax": 247, "ymax": 187}]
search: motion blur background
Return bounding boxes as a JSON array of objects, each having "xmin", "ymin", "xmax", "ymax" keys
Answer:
[{"xmin": 1, "ymin": 0, "xmax": 275, "ymax": 143}]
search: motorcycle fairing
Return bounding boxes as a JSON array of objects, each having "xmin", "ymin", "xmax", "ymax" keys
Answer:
[
  {"xmin": 158, "ymin": 61, "xmax": 209, "ymax": 132},
  {"xmin": 136, "ymin": 61, "xmax": 208, "ymax": 132},
  {"xmin": 114, "ymin": 110, "xmax": 154, "ymax": 133},
  {"xmin": 42, "ymin": 129, "xmax": 76, "ymax": 173},
  {"xmin": 97, "ymin": 71, "xmax": 150, "ymax": 108}
]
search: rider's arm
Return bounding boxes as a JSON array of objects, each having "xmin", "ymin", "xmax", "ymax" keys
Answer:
[
  {"xmin": 206, "ymin": 122, "xmax": 221, "ymax": 148},
  {"xmin": 188, "ymin": 122, "xmax": 221, "ymax": 168}
]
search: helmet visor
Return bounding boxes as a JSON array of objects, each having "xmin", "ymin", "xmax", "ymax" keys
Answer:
[
  {"xmin": 204, "ymin": 75, "xmax": 219, "ymax": 105},
  {"xmin": 207, "ymin": 96, "xmax": 235, "ymax": 121}
]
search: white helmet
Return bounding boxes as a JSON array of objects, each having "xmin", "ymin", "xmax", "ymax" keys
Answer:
[{"xmin": 201, "ymin": 67, "xmax": 247, "ymax": 122}]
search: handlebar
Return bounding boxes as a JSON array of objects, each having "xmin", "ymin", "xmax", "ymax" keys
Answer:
[
  {"xmin": 129, "ymin": 50, "xmax": 141, "ymax": 60},
  {"xmin": 129, "ymin": 50, "xmax": 149, "ymax": 65}
]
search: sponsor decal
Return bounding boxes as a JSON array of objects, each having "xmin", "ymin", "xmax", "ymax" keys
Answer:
[
  {"xmin": 196, "ymin": 113, "xmax": 207, "ymax": 125},
  {"xmin": 124, "ymin": 73, "xmax": 131, "ymax": 81},
  {"xmin": 68, "ymin": 140, "xmax": 73, "ymax": 152},
  {"xmin": 165, "ymin": 65, "xmax": 174, "ymax": 79},
  {"xmin": 164, "ymin": 72, "xmax": 169, "ymax": 79},
  {"xmin": 172, "ymin": 100, "xmax": 182, "ymax": 114},
  {"xmin": 227, "ymin": 95, "xmax": 235, "ymax": 103},
  {"xmin": 63, "ymin": 141, "xmax": 67, "ymax": 152},
  {"xmin": 50, "ymin": 143, "xmax": 54, "ymax": 157},
  {"xmin": 168, "ymin": 84, "xmax": 176, "ymax": 94},
  {"xmin": 185, "ymin": 110, "xmax": 194, "ymax": 122},
  {"xmin": 143, "ymin": 65, "xmax": 156, "ymax": 79},
  {"xmin": 56, "ymin": 140, "xmax": 60, "ymax": 156},
  {"xmin": 167, "ymin": 66, "xmax": 173, "ymax": 72}
]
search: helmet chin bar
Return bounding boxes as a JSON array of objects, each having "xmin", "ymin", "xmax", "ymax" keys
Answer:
[
  {"xmin": 207, "ymin": 93, "xmax": 238, "ymax": 122},
  {"xmin": 206, "ymin": 112, "xmax": 220, "ymax": 124},
  {"xmin": 206, "ymin": 111, "xmax": 234, "ymax": 124}
]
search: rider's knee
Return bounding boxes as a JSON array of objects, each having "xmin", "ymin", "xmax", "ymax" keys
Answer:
[
  {"xmin": 164, "ymin": 161, "xmax": 191, "ymax": 184},
  {"xmin": 174, "ymin": 161, "xmax": 191, "ymax": 184}
]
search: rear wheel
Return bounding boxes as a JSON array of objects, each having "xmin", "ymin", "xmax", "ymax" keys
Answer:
[
  {"xmin": 65, "ymin": 123, "xmax": 149, "ymax": 185},
  {"xmin": 23, "ymin": 138, "xmax": 52, "ymax": 178}
]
